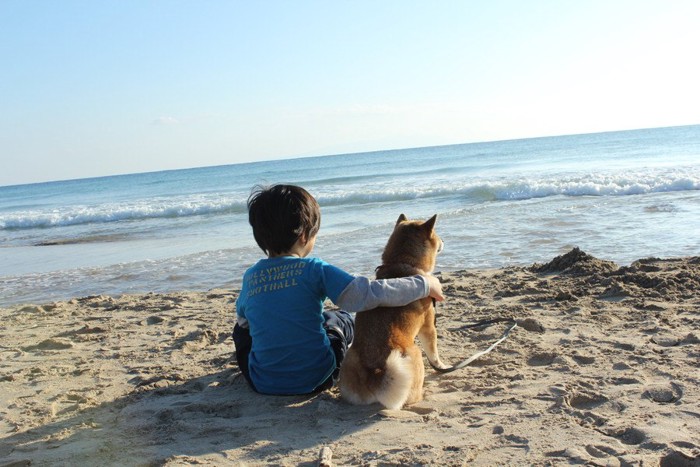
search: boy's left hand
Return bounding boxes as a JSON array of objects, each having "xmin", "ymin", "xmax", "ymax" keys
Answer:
[{"xmin": 426, "ymin": 275, "xmax": 445, "ymax": 302}]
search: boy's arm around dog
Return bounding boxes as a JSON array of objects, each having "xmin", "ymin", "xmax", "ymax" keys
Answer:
[{"xmin": 335, "ymin": 274, "xmax": 442, "ymax": 313}]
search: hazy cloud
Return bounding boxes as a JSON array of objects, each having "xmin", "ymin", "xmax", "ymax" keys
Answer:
[{"xmin": 152, "ymin": 116, "xmax": 180, "ymax": 125}]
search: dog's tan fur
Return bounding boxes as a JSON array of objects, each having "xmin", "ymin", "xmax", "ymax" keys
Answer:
[{"xmin": 338, "ymin": 214, "xmax": 448, "ymax": 409}]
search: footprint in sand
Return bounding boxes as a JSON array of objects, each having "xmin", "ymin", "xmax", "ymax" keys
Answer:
[
  {"xmin": 659, "ymin": 449, "xmax": 700, "ymax": 467},
  {"xmin": 571, "ymin": 352, "xmax": 596, "ymax": 365},
  {"xmin": 609, "ymin": 426, "xmax": 646, "ymax": 445},
  {"xmin": 558, "ymin": 387, "xmax": 627, "ymax": 430},
  {"xmin": 651, "ymin": 335, "xmax": 680, "ymax": 347},
  {"xmin": 644, "ymin": 382, "xmax": 683, "ymax": 403},
  {"xmin": 565, "ymin": 390, "xmax": 609, "ymax": 410},
  {"xmin": 23, "ymin": 338, "xmax": 74, "ymax": 352},
  {"xmin": 56, "ymin": 325, "xmax": 108, "ymax": 343},
  {"xmin": 527, "ymin": 351, "xmax": 557, "ymax": 366},
  {"xmin": 584, "ymin": 444, "xmax": 622, "ymax": 459},
  {"xmin": 517, "ymin": 317, "xmax": 545, "ymax": 333},
  {"xmin": 178, "ymin": 329, "xmax": 222, "ymax": 352},
  {"xmin": 145, "ymin": 315, "xmax": 166, "ymax": 325},
  {"xmin": 612, "ymin": 361, "xmax": 633, "ymax": 370}
]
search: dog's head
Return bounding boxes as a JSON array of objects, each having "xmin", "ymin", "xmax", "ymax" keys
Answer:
[{"xmin": 381, "ymin": 214, "xmax": 443, "ymax": 273}]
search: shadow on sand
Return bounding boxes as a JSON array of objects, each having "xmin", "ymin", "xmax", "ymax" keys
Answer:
[{"xmin": 1, "ymin": 366, "xmax": 383, "ymax": 466}]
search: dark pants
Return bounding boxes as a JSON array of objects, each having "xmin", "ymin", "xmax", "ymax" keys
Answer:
[{"xmin": 232, "ymin": 310, "xmax": 355, "ymax": 394}]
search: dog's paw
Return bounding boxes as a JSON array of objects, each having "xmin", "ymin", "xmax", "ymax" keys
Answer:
[{"xmin": 429, "ymin": 359, "xmax": 451, "ymax": 371}]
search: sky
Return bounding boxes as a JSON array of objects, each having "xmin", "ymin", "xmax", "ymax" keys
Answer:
[{"xmin": 1, "ymin": 1, "xmax": 699, "ymax": 186}]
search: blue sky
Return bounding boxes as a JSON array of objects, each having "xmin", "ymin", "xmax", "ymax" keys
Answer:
[{"xmin": 2, "ymin": 1, "xmax": 699, "ymax": 186}]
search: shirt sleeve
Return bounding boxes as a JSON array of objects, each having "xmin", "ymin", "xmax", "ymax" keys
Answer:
[
  {"xmin": 335, "ymin": 275, "xmax": 430, "ymax": 313},
  {"xmin": 316, "ymin": 259, "xmax": 356, "ymax": 303},
  {"xmin": 235, "ymin": 293, "xmax": 249, "ymax": 328}
]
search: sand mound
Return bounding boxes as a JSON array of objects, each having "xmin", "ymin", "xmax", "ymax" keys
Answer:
[
  {"xmin": 612, "ymin": 257, "xmax": 700, "ymax": 299},
  {"xmin": 530, "ymin": 247, "xmax": 618, "ymax": 275}
]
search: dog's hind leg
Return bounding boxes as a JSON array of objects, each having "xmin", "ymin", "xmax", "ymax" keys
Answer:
[
  {"xmin": 339, "ymin": 349, "xmax": 379, "ymax": 406},
  {"xmin": 404, "ymin": 345, "xmax": 425, "ymax": 406},
  {"xmin": 417, "ymin": 308, "xmax": 450, "ymax": 371}
]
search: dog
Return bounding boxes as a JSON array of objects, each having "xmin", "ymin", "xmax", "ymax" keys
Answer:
[{"xmin": 338, "ymin": 213, "xmax": 449, "ymax": 409}]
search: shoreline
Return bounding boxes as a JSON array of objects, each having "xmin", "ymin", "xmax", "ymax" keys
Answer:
[
  {"xmin": 1, "ymin": 249, "xmax": 699, "ymax": 465},
  {"xmin": 2, "ymin": 249, "xmax": 693, "ymax": 310}
]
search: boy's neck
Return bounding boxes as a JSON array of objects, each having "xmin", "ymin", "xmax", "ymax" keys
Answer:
[
  {"xmin": 268, "ymin": 236, "xmax": 314, "ymax": 259},
  {"xmin": 269, "ymin": 252, "xmax": 301, "ymax": 258}
]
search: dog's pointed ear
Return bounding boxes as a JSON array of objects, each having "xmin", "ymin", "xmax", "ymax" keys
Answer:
[
  {"xmin": 423, "ymin": 214, "xmax": 437, "ymax": 233},
  {"xmin": 396, "ymin": 213, "xmax": 408, "ymax": 225}
]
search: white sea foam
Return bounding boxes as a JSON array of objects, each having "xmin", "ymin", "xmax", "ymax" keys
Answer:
[
  {"xmin": 2, "ymin": 168, "xmax": 698, "ymax": 230},
  {"xmin": 0, "ymin": 197, "xmax": 248, "ymax": 230},
  {"xmin": 319, "ymin": 169, "xmax": 700, "ymax": 204}
]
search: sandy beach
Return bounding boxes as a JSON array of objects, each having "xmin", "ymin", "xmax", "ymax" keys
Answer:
[{"xmin": 1, "ymin": 248, "xmax": 699, "ymax": 466}]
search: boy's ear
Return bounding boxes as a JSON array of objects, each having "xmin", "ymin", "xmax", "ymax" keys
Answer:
[
  {"xmin": 396, "ymin": 213, "xmax": 408, "ymax": 225},
  {"xmin": 423, "ymin": 214, "xmax": 437, "ymax": 233}
]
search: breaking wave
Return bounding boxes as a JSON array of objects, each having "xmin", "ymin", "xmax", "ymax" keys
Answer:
[
  {"xmin": 317, "ymin": 169, "xmax": 700, "ymax": 205},
  {"xmin": 2, "ymin": 168, "xmax": 698, "ymax": 230},
  {"xmin": 0, "ymin": 198, "xmax": 248, "ymax": 230}
]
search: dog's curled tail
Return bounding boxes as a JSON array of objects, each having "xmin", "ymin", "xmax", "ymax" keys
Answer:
[{"xmin": 376, "ymin": 349, "xmax": 414, "ymax": 410}]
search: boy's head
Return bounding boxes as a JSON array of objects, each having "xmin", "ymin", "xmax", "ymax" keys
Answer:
[{"xmin": 247, "ymin": 184, "xmax": 321, "ymax": 256}]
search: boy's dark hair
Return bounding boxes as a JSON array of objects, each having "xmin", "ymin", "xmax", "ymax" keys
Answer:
[{"xmin": 247, "ymin": 184, "xmax": 321, "ymax": 255}]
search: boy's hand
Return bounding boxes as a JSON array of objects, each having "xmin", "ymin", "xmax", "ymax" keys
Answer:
[{"xmin": 426, "ymin": 275, "xmax": 445, "ymax": 302}]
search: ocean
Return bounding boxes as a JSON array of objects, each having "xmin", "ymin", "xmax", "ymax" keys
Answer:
[{"xmin": 1, "ymin": 125, "xmax": 699, "ymax": 307}]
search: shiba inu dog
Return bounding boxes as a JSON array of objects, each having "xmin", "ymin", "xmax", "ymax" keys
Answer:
[{"xmin": 339, "ymin": 214, "xmax": 448, "ymax": 409}]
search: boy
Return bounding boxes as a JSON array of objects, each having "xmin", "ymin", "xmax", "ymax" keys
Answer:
[{"xmin": 234, "ymin": 184, "xmax": 443, "ymax": 395}]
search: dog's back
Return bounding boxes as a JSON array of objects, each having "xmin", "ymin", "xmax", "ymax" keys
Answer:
[{"xmin": 339, "ymin": 214, "xmax": 442, "ymax": 409}]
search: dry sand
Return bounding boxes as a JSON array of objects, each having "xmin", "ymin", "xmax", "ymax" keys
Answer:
[{"xmin": 1, "ymin": 249, "xmax": 699, "ymax": 466}]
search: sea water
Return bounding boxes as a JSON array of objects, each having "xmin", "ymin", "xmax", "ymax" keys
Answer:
[{"xmin": 1, "ymin": 125, "xmax": 699, "ymax": 306}]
